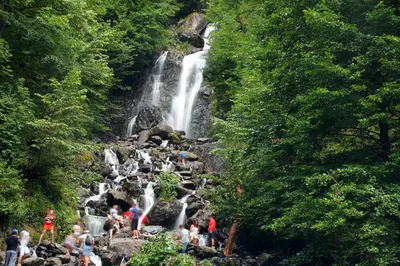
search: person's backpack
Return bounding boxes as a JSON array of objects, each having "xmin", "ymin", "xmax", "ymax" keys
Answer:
[{"xmin": 85, "ymin": 234, "xmax": 92, "ymax": 246}]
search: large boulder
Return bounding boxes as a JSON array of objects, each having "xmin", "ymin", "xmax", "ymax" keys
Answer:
[
  {"xmin": 149, "ymin": 135, "xmax": 163, "ymax": 145},
  {"xmin": 137, "ymin": 130, "xmax": 151, "ymax": 145},
  {"xmin": 178, "ymin": 13, "xmax": 207, "ymax": 48},
  {"xmin": 144, "ymin": 225, "xmax": 166, "ymax": 235},
  {"xmin": 133, "ymin": 107, "xmax": 163, "ymax": 134},
  {"xmin": 22, "ymin": 257, "xmax": 45, "ymax": 266},
  {"xmin": 100, "ymin": 250, "xmax": 120, "ymax": 266},
  {"xmin": 176, "ymin": 186, "xmax": 192, "ymax": 198},
  {"xmin": 186, "ymin": 202, "xmax": 202, "ymax": 217},
  {"xmin": 108, "ymin": 238, "xmax": 144, "ymax": 259},
  {"xmin": 149, "ymin": 125, "xmax": 174, "ymax": 140},
  {"xmin": 107, "ymin": 191, "xmax": 131, "ymax": 211},
  {"xmin": 148, "ymin": 200, "xmax": 183, "ymax": 226},
  {"xmin": 188, "ymin": 209, "xmax": 212, "ymax": 230},
  {"xmin": 181, "ymin": 180, "xmax": 196, "ymax": 190},
  {"xmin": 123, "ymin": 180, "xmax": 143, "ymax": 198},
  {"xmin": 45, "ymin": 257, "xmax": 62, "ymax": 266}
]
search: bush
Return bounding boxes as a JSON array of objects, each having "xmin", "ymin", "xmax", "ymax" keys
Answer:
[
  {"xmin": 129, "ymin": 233, "xmax": 194, "ymax": 265},
  {"xmin": 157, "ymin": 172, "xmax": 180, "ymax": 201}
]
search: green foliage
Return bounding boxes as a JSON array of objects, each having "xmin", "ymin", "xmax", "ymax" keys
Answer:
[
  {"xmin": 0, "ymin": 0, "xmax": 189, "ymax": 235},
  {"xmin": 157, "ymin": 172, "xmax": 180, "ymax": 201},
  {"xmin": 129, "ymin": 233, "xmax": 196, "ymax": 266},
  {"xmin": 207, "ymin": 0, "xmax": 400, "ymax": 265}
]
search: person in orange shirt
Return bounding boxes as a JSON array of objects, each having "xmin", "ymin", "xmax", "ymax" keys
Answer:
[
  {"xmin": 208, "ymin": 214, "xmax": 217, "ymax": 248},
  {"xmin": 38, "ymin": 208, "xmax": 56, "ymax": 245}
]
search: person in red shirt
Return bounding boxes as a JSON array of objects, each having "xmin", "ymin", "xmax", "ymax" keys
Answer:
[
  {"xmin": 208, "ymin": 214, "xmax": 217, "ymax": 248},
  {"xmin": 139, "ymin": 210, "xmax": 149, "ymax": 226}
]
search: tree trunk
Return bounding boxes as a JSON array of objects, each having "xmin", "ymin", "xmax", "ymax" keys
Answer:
[{"xmin": 224, "ymin": 218, "xmax": 238, "ymax": 256}]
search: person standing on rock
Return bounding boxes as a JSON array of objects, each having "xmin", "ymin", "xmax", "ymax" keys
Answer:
[
  {"xmin": 179, "ymin": 224, "xmax": 190, "ymax": 254},
  {"xmin": 208, "ymin": 215, "xmax": 217, "ymax": 248},
  {"xmin": 129, "ymin": 203, "xmax": 139, "ymax": 239},
  {"xmin": 189, "ymin": 219, "xmax": 199, "ymax": 246},
  {"xmin": 64, "ymin": 230, "xmax": 77, "ymax": 255},
  {"xmin": 81, "ymin": 230, "xmax": 93, "ymax": 266},
  {"xmin": 5, "ymin": 229, "xmax": 19, "ymax": 266},
  {"xmin": 17, "ymin": 230, "xmax": 30, "ymax": 266},
  {"xmin": 38, "ymin": 208, "xmax": 56, "ymax": 245}
]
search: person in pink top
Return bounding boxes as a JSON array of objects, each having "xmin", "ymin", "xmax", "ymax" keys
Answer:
[{"xmin": 208, "ymin": 214, "xmax": 217, "ymax": 248}]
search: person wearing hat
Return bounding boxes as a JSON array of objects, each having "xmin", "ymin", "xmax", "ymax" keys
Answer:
[{"xmin": 5, "ymin": 229, "xmax": 19, "ymax": 266}]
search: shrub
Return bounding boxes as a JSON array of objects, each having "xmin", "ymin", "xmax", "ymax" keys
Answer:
[{"xmin": 157, "ymin": 172, "xmax": 179, "ymax": 201}]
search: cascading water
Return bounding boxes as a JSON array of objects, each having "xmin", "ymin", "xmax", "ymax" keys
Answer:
[
  {"xmin": 151, "ymin": 51, "xmax": 168, "ymax": 106},
  {"xmin": 85, "ymin": 183, "xmax": 110, "ymax": 205},
  {"xmin": 138, "ymin": 182, "xmax": 156, "ymax": 229},
  {"xmin": 86, "ymin": 215, "xmax": 107, "ymax": 236},
  {"xmin": 168, "ymin": 25, "xmax": 215, "ymax": 137},
  {"xmin": 126, "ymin": 116, "xmax": 137, "ymax": 137},
  {"xmin": 104, "ymin": 149, "xmax": 119, "ymax": 176},
  {"xmin": 198, "ymin": 234, "xmax": 208, "ymax": 247},
  {"xmin": 174, "ymin": 194, "xmax": 191, "ymax": 230},
  {"xmin": 161, "ymin": 157, "xmax": 174, "ymax": 172},
  {"xmin": 136, "ymin": 150, "xmax": 152, "ymax": 165}
]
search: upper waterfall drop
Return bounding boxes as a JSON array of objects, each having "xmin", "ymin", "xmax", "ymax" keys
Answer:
[
  {"xmin": 151, "ymin": 51, "xmax": 168, "ymax": 106},
  {"xmin": 168, "ymin": 25, "xmax": 215, "ymax": 138}
]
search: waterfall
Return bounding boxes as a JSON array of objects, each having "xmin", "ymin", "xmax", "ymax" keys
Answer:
[
  {"xmin": 104, "ymin": 149, "xmax": 119, "ymax": 176},
  {"xmin": 85, "ymin": 183, "xmax": 110, "ymax": 205},
  {"xmin": 151, "ymin": 51, "xmax": 168, "ymax": 106},
  {"xmin": 168, "ymin": 25, "xmax": 215, "ymax": 137},
  {"xmin": 136, "ymin": 150, "xmax": 152, "ymax": 165},
  {"xmin": 86, "ymin": 215, "xmax": 107, "ymax": 236},
  {"xmin": 90, "ymin": 255, "xmax": 102, "ymax": 266},
  {"xmin": 198, "ymin": 234, "xmax": 208, "ymax": 247},
  {"xmin": 161, "ymin": 157, "xmax": 174, "ymax": 172},
  {"xmin": 126, "ymin": 116, "xmax": 137, "ymax": 137},
  {"xmin": 174, "ymin": 194, "xmax": 191, "ymax": 230},
  {"xmin": 160, "ymin": 140, "xmax": 169, "ymax": 149},
  {"xmin": 138, "ymin": 182, "xmax": 156, "ymax": 229}
]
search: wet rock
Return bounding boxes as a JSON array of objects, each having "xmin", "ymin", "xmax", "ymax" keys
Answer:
[
  {"xmin": 135, "ymin": 107, "xmax": 163, "ymax": 133},
  {"xmin": 178, "ymin": 12, "xmax": 207, "ymax": 48},
  {"xmin": 258, "ymin": 253, "xmax": 274, "ymax": 266},
  {"xmin": 45, "ymin": 257, "xmax": 62, "ymax": 266},
  {"xmin": 137, "ymin": 130, "xmax": 150, "ymax": 145},
  {"xmin": 100, "ymin": 250, "xmax": 120, "ymax": 266},
  {"xmin": 109, "ymin": 238, "xmax": 144, "ymax": 258},
  {"xmin": 190, "ymin": 143, "xmax": 225, "ymax": 173},
  {"xmin": 176, "ymin": 186, "xmax": 192, "ymax": 198},
  {"xmin": 188, "ymin": 209, "xmax": 212, "ymax": 229},
  {"xmin": 48, "ymin": 243, "xmax": 66, "ymax": 255},
  {"xmin": 180, "ymin": 171, "xmax": 192, "ymax": 177},
  {"xmin": 149, "ymin": 135, "xmax": 163, "ymax": 145},
  {"xmin": 91, "ymin": 182, "xmax": 100, "ymax": 195},
  {"xmin": 123, "ymin": 180, "xmax": 143, "ymax": 198},
  {"xmin": 22, "ymin": 257, "xmax": 45, "ymax": 266},
  {"xmin": 107, "ymin": 191, "xmax": 131, "ymax": 211},
  {"xmin": 149, "ymin": 125, "xmax": 174, "ymax": 140},
  {"xmin": 186, "ymin": 202, "xmax": 202, "ymax": 217},
  {"xmin": 56, "ymin": 255, "xmax": 71, "ymax": 264},
  {"xmin": 86, "ymin": 193, "xmax": 108, "ymax": 210},
  {"xmin": 197, "ymin": 138, "xmax": 211, "ymax": 143},
  {"xmin": 100, "ymin": 162, "xmax": 112, "ymax": 177},
  {"xmin": 191, "ymin": 246, "xmax": 219, "ymax": 259},
  {"xmin": 139, "ymin": 164, "xmax": 152, "ymax": 173},
  {"xmin": 243, "ymin": 258, "xmax": 259, "ymax": 266},
  {"xmin": 190, "ymin": 161, "xmax": 205, "ymax": 174},
  {"xmin": 144, "ymin": 225, "xmax": 165, "ymax": 235},
  {"xmin": 181, "ymin": 180, "xmax": 196, "ymax": 190},
  {"xmin": 148, "ymin": 200, "xmax": 183, "ymax": 226},
  {"xmin": 176, "ymin": 163, "xmax": 191, "ymax": 171},
  {"xmin": 185, "ymin": 152, "xmax": 198, "ymax": 161},
  {"xmin": 209, "ymin": 257, "xmax": 223, "ymax": 265}
]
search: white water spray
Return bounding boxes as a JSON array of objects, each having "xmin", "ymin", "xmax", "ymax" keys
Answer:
[
  {"xmin": 151, "ymin": 51, "xmax": 168, "ymax": 106},
  {"xmin": 168, "ymin": 26, "xmax": 215, "ymax": 137},
  {"xmin": 174, "ymin": 194, "xmax": 191, "ymax": 230},
  {"xmin": 138, "ymin": 182, "xmax": 156, "ymax": 229}
]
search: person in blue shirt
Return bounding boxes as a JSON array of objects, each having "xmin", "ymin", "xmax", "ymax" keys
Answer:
[
  {"xmin": 179, "ymin": 224, "xmax": 190, "ymax": 254},
  {"xmin": 129, "ymin": 203, "xmax": 139, "ymax": 239}
]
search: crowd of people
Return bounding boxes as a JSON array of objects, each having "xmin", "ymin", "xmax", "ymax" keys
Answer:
[{"xmin": 4, "ymin": 201, "xmax": 218, "ymax": 265}]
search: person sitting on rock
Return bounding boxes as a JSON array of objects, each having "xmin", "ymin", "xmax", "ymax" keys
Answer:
[
  {"xmin": 109, "ymin": 218, "xmax": 120, "ymax": 240},
  {"xmin": 179, "ymin": 224, "xmax": 190, "ymax": 254},
  {"xmin": 179, "ymin": 151, "xmax": 187, "ymax": 166},
  {"xmin": 110, "ymin": 205, "xmax": 124, "ymax": 228}
]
